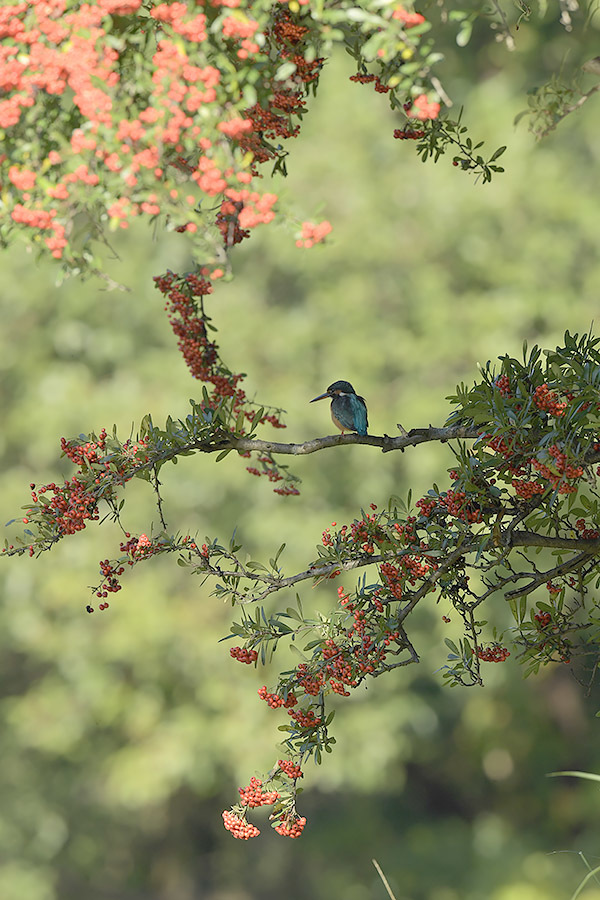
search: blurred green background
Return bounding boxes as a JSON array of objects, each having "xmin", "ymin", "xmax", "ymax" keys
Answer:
[{"xmin": 2, "ymin": 13, "xmax": 600, "ymax": 900}]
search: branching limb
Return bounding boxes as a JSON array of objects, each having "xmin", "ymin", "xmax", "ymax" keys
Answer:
[
  {"xmin": 201, "ymin": 424, "xmax": 481, "ymax": 457},
  {"xmin": 200, "ymin": 527, "xmax": 600, "ymax": 607},
  {"xmin": 504, "ymin": 550, "xmax": 594, "ymax": 600}
]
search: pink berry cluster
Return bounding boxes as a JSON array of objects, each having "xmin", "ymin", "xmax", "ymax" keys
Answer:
[{"xmin": 295, "ymin": 220, "xmax": 332, "ymax": 248}]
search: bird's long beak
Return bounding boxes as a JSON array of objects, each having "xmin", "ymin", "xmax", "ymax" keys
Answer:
[{"xmin": 310, "ymin": 392, "xmax": 330, "ymax": 403}]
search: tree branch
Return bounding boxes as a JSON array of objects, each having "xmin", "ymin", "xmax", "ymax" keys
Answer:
[
  {"xmin": 205, "ymin": 424, "xmax": 482, "ymax": 457},
  {"xmin": 509, "ymin": 531, "xmax": 600, "ymax": 552},
  {"xmin": 130, "ymin": 424, "xmax": 600, "ymax": 477},
  {"xmin": 118, "ymin": 424, "xmax": 483, "ymax": 486},
  {"xmin": 504, "ymin": 550, "xmax": 593, "ymax": 600},
  {"xmin": 204, "ymin": 527, "xmax": 600, "ymax": 603}
]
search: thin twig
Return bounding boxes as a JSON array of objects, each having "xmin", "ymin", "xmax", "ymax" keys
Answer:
[
  {"xmin": 489, "ymin": 0, "xmax": 516, "ymax": 50},
  {"xmin": 372, "ymin": 859, "xmax": 398, "ymax": 900},
  {"xmin": 504, "ymin": 550, "xmax": 593, "ymax": 600},
  {"xmin": 151, "ymin": 465, "xmax": 168, "ymax": 530}
]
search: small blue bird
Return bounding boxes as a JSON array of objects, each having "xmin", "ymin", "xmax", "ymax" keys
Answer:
[{"xmin": 310, "ymin": 380, "xmax": 369, "ymax": 435}]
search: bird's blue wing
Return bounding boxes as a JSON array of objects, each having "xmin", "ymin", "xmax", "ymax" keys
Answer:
[
  {"xmin": 352, "ymin": 396, "xmax": 368, "ymax": 435},
  {"xmin": 333, "ymin": 395, "xmax": 368, "ymax": 434}
]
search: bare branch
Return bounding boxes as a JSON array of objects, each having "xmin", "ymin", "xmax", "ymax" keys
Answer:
[
  {"xmin": 504, "ymin": 550, "xmax": 593, "ymax": 600},
  {"xmin": 219, "ymin": 555, "xmax": 387, "ymax": 604},
  {"xmin": 125, "ymin": 425, "xmax": 600, "ymax": 480},
  {"xmin": 224, "ymin": 424, "xmax": 481, "ymax": 456},
  {"xmin": 509, "ymin": 531, "xmax": 600, "ymax": 552},
  {"xmin": 113, "ymin": 425, "xmax": 484, "ymax": 488}
]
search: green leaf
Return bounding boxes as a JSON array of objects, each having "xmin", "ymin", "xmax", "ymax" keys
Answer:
[
  {"xmin": 275, "ymin": 61, "xmax": 297, "ymax": 81},
  {"xmin": 444, "ymin": 638, "xmax": 460, "ymax": 655}
]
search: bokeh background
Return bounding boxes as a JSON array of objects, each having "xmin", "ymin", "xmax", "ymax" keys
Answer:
[{"xmin": 2, "ymin": 11, "xmax": 600, "ymax": 900}]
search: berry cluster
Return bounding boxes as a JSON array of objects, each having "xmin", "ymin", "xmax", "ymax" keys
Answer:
[
  {"xmin": 495, "ymin": 374, "xmax": 511, "ymax": 396},
  {"xmin": 443, "ymin": 489, "xmax": 482, "ymax": 523},
  {"xmin": 531, "ymin": 444, "xmax": 583, "ymax": 494},
  {"xmin": 486, "ymin": 420, "xmax": 584, "ymax": 499},
  {"xmin": 416, "ymin": 489, "xmax": 481, "ymax": 524},
  {"xmin": 96, "ymin": 559, "xmax": 125, "ymax": 597},
  {"xmin": 222, "ymin": 810, "xmax": 260, "ymax": 840},
  {"xmin": 237, "ymin": 8, "xmax": 323, "ymax": 169},
  {"xmin": 477, "ymin": 645, "xmax": 510, "ymax": 662},
  {"xmin": 575, "ymin": 518, "xmax": 600, "ymax": 539},
  {"xmin": 416, "ymin": 497, "xmax": 436, "ymax": 517},
  {"xmin": 222, "ymin": 768, "xmax": 307, "ymax": 841},
  {"xmin": 153, "ymin": 268, "xmax": 295, "ymax": 492},
  {"xmin": 30, "ymin": 477, "xmax": 100, "ymax": 537},
  {"xmin": 287, "ymin": 707, "xmax": 323, "ymax": 729},
  {"xmin": 392, "ymin": 6, "xmax": 427, "ymax": 27},
  {"xmin": 273, "ymin": 484, "xmax": 301, "ymax": 496},
  {"xmin": 379, "ymin": 562, "xmax": 404, "ymax": 598},
  {"xmin": 230, "ymin": 646, "xmax": 258, "ymax": 664},
  {"xmin": 533, "ymin": 383, "xmax": 567, "ymax": 417},
  {"xmin": 238, "ymin": 777, "xmax": 279, "ymax": 808},
  {"xmin": 247, "ymin": 455, "xmax": 288, "ymax": 483},
  {"xmin": 485, "ymin": 433, "xmax": 517, "ymax": 459},
  {"xmin": 512, "ymin": 479, "xmax": 545, "ymax": 499},
  {"xmin": 393, "ymin": 128, "xmax": 425, "ymax": 140},
  {"xmin": 349, "ymin": 72, "xmax": 390, "ymax": 93},
  {"xmin": 17, "ymin": 428, "xmax": 137, "ymax": 549},
  {"xmin": 273, "ymin": 814, "xmax": 307, "ymax": 838},
  {"xmin": 407, "ymin": 94, "xmax": 441, "ymax": 121},
  {"xmin": 321, "ymin": 509, "xmax": 386, "ymax": 555},
  {"xmin": 295, "ymin": 220, "xmax": 333, "ymax": 249},
  {"xmin": 257, "ymin": 685, "xmax": 297, "ymax": 709},
  {"xmin": 278, "ymin": 759, "xmax": 303, "ymax": 779}
]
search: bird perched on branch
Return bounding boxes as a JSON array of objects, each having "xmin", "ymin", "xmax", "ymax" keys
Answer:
[{"xmin": 310, "ymin": 380, "xmax": 369, "ymax": 435}]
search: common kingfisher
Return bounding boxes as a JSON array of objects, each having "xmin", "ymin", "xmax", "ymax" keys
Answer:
[{"xmin": 310, "ymin": 380, "xmax": 369, "ymax": 435}]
